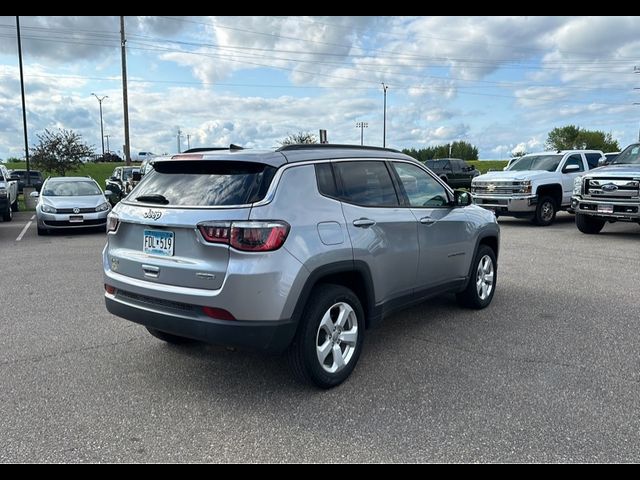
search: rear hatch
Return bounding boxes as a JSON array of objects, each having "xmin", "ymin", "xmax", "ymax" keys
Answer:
[{"xmin": 107, "ymin": 159, "xmax": 277, "ymax": 290}]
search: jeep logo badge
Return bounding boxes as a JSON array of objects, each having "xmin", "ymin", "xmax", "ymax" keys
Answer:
[{"xmin": 143, "ymin": 209, "xmax": 162, "ymax": 221}]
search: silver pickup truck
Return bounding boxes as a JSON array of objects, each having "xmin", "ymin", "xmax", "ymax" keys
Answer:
[{"xmin": 0, "ymin": 165, "xmax": 18, "ymax": 222}]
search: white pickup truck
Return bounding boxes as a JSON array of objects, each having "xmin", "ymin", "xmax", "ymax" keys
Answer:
[
  {"xmin": 471, "ymin": 150, "xmax": 604, "ymax": 226},
  {"xmin": 0, "ymin": 165, "xmax": 18, "ymax": 222}
]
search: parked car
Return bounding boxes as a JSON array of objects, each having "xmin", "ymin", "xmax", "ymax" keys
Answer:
[
  {"xmin": 9, "ymin": 169, "xmax": 44, "ymax": 193},
  {"xmin": 103, "ymin": 144, "xmax": 500, "ymax": 388},
  {"xmin": 424, "ymin": 158, "xmax": 480, "ymax": 188},
  {"xmin": 132, "ymin": 151, "xmax": 156, "ymax": 162},
  {"xmin": 471, "ymin": 149, "xmax": 604, "ymax": 226},
  {"xmin": 32, "ymin": 177, "xmax": 111, "ymax": 235},
  {"xmin": 572, "ymin": 143, "xmax": 640, "ymax": 233},
  {"xmin": 105, "ymin": 166, "xmax": 139, "ymax": 204},
  {"xmin": 0, "ymin": 165, "xmax": 19, "ymax": 221}
]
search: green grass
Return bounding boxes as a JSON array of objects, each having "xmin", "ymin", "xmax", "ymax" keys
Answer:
[
  {"xmin": 468, "ymin": 160, "xmax": 508, "ymax": 173},
  {"xmin": 5, "ymin": 161, "xmax": 141, "ymax": 190}
]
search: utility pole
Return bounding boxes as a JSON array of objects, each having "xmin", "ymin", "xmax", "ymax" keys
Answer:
[
  {"xmin": 382, "ymin": 83, "xmax": 389, "ymax": 148},
  {"xmin": 91, "ymin": 93, "xmax": 108, "ymax": 158},
  {"xmin": 120, "ymin": 16, "xmax": 131, "ymax": 166},
  {"xmin": 177, "ymin": 127, "xmax": 182, "ymax": 153},
  {"xmin": 186, "ymin": 134, "xmax": 191, "ymax": 150},
  {"xmin": 16, "ymin": 16, "xmax": 31, "ymax": 185},
  {"xmin": 104, "ymin": 135, "xmax": 110, "ymax": 154},
  {"xmin": 355, "ymin": 122, "xmax": 368, "ymax": 146},
  {"xmin": 635, "ymin": 67, "xmax": 640, "ymax": 142}
]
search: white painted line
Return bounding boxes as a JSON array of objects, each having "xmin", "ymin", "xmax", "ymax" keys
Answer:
[
  {"xmin": 16, "ymin": 221, "xmax": 33, "ymax": 242},
  {"xmin": 31, "ymin": 215, "xmax": 35, "ymax": 220}
]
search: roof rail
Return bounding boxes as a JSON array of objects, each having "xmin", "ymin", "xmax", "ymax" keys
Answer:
[
  {"xmin": 182, "ymin": 144, "xmax": 244, "ymax": 153},
  {"xmin": 276, "ymin": 143, "xmax": 401, "ymax": 153}
]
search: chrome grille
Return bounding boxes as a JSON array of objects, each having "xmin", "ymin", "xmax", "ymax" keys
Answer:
[
  {"xmin": 472, "ymin": 181, "xmax": 528, "ymax": 195},
  {"xmin": 584, "ymin": 178, "xmax": 639, "ymax": 199}
]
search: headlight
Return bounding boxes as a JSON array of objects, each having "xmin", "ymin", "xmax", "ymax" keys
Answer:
[
  {"xmin": 95, "ymin": 202, "xmax": 110, "ymax": 212},
  {"xmin": 41, "ymin": 204, "xmax": 56, "ymax": 213},
  {"xmin": 516, "ymin": 180, "xmax": 532, "ymax": 194},
  {"xmin": 0, "ymin": 188, "xmax": 7, "ymax": 199},
  {"xmin": 573, "ymin": 176, "xmax": 583, "ymax": 195}
]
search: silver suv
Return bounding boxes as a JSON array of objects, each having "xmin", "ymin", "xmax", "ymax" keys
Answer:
[{"xmin": 103, "ymin": 145, "xmax": 500, "ymax": 388}]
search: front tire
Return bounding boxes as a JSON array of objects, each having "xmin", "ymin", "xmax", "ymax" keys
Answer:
[
  {"xmin": 2, "ymin": 205, "xmax": 12, "ymax": 222},
  {"xmin": 288, "ymin": 284, "xmax": 364, "ymax": 389},
  {"xmin": 457, "ymin": 245, "xmax": 497, "ymax": 309},
  {"xmin": 533, "ymin": 196, "xmax": 556, "ymax": 226},
  {"xmin": 11, "ymin": 198, "xmax": 19, "ymax": 212},
  {"xmin": 576, "ymin": 213, "xmax": 605, "ymax": 234}
]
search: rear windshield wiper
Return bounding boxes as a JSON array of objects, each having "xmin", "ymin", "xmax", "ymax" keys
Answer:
[{"xmin": 135, "ymin": 194, "xmax": 169, "ymax": 205}]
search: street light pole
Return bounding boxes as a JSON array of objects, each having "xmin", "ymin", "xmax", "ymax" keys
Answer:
[
  {"xmin": 91, "ymin": 93, "xmax": 108, "ymax": 158},
  {"xmin": 355, "ymin": 122, "xmax": 368, "ymax": 146},
  {"xmin": 104, "ymin": 135, "xmax": 110, "ymax": 154},
  {"xmin": 16, "ymin": 16, "xmax": 31, "ymax": 186},
  {"xmin": 382, "ymin": 83, "xmax": 389, "ymax": 148}
]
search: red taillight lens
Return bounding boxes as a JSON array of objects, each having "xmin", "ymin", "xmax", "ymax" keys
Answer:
[
  {"xmin": 202, "ymin": 306, "xmax": 236, "ymax": 321},
  {"xmin": 198, "ymin": 221, "xmax": 289, "ymax": 252},
  {"xmin": 198, "ymin": 223, "xmax": 231, "ymax": 243},
  {"xmin": 106, "ymin": 214, "xmax": 119, "ymax": 233}
]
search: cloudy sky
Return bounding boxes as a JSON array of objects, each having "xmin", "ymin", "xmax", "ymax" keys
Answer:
[{"xmin": 0, "ymin": 16, "xmax": 639, "ymax": 160}]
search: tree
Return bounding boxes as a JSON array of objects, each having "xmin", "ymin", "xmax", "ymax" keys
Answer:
[
  {"xmin": 31, "ymin": 129, "xmax": 94, "ymax": 176},
  {"xmin": 402, "ymin": 141, "xmax": 479, "ymax": 161},
  {"xmin": 279, "ymin": 131, "xmax": 318, "ymax": 146},
  {"xmin": 546, "ymin": 125, "xmax": 620, "ymax": 152}
]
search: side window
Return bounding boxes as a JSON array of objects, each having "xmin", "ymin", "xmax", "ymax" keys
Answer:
[
  {"xmin": 563, "ymin": 154, "xmax": 584, "ymax": 172},
  {"xmin": 334, "ymin": 161, "xmax": 399, "ymax": 207},
  {"xmin": 584, "ymin": 153, "xmax": 601, "ymax": 169},
  {"xmin": 392, "ymin": 162, "xmax": 450, "ymax": 208},
  {"xmin": 315, "ymin": 163, "xmax": 338, "ymax": 198},
  {"xmin": 442, "ymin": 160, "xmax": 452, "ymax": 171}
]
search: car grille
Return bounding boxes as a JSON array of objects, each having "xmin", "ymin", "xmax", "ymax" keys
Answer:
[
  {"xmin": 584, "ymin": 178, "xmax": 639, "ymax": 199},
  {"xmin": 472, "ymin": 182, "xmax": 526, "ymax": 195},
  {"xmin": 55, "ymin": 207, "xmax": 98, "ymax": 214},
  {"xmin": 43, "ymin": 219, "xmax": 106, "ymax": 226}
]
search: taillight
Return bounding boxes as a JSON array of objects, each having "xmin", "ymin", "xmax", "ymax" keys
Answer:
[
  {"xmin": 202, "ymin": 306, "xmax": 236, "ymax": 321},
  {"xmin": 198, "ymin": 221, "xmax": 289, "ymax": 252},
  {"xmin": 106, "ymin": 214, "xmax": 119, "ymax": 233}
]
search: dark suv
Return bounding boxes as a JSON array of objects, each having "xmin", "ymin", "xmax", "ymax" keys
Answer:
[
  {"xmin": 104, "ymin": 145, "xmax": 500, "ymax": 388},
  {"xmin": 424, "ymin": 158, "xmax": 480, "ymax": 189},
  {"xmin": 9, "ymin": 169, "xmax": 44, "ymax": 193}
]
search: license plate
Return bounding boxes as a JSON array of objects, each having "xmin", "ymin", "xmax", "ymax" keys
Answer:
[
  {"xmin": 143, "ymin": 230, "xmax": 174, "ymax": 256},
  {"xmin": 597, "ymin": 204, "xmax": 614, "ymax": 214},
  {"xmin": 69, "ymin": 215, "xmax": 83, "ymax": 223}
]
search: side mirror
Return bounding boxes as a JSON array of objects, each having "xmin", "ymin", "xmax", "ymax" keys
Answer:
[
  {"xmin": 104, "ymin": 190, "xmax": 113, "ymax": 197},
  {"xmin": 563, "ymin": 164, "xmax": 581, "ymax": 173},
  {"xmin": 598, "ymin": 158, "xmax": 608, "ymax": 167},
  {"xmin": 29, "ymin": 191, "xmax": 39, "ymax": 198},
  {"xmin": 453, "ymin": 190, "xmax": 472, "ymax": 207}
]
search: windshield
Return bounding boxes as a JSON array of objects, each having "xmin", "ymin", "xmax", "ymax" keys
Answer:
[
  {"xmin": 508, "ymin": 155, "xmax": 563, "ymax": 172},
  {"xmin": 43, "ymin": 181, "xmax": 102, "ymax": 197},
  {"xmin": 612, "ymin": 145, "xmax": 640, "ymax": 165},
  {"xmin": 122, "ymin": 169, "xmax": 136, "ymax": 180}
]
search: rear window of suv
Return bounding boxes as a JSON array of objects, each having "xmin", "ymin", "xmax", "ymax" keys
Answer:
[{"xmin": 132, "ymin": 160, "xmax": 277, "ymax": 207}]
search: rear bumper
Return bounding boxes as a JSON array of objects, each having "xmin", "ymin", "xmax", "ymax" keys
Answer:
[{"xmin": 105, "ymin": 293, "xmax": 298, "ymax": 353}]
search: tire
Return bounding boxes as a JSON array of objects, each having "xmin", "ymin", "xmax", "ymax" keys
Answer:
[
  {"xmin": 457, "ymin": 245, "xmax": 497, "ymax": 309},
  {"xmin": 287, "ymin": 284, "xmax": 365, "ymax": 389},
  {"xmin": 533, "ymin": 196, "xmax": 556, "ymax": 226},
  {"xmin": 576, "ymin": 213, "xmax": 605, "ymax": 234},
  {"xmin": 37, "ymin": 226, "xmax": 48, "ymax": 236},
  {"xmin": 2, "ymin": 205, "xmax": 12, "ymax": 222},
  {"xmin": 11, "ymin": 198, "xmax": 19, "ymax": 212},
  {"xmin": 146, "ymin": 327, "xmax": 194, "ymax": 345}
]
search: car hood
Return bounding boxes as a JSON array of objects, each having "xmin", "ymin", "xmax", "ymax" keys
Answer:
[
  {"xmin": 473, "ymin": 170, "xmax": 554, "ymax": 182},
  {"xmin": 588, "ymin": 164, "xmax": 640, "ymax": 176},
  {"xmin": 41, "ymin": 195, "xmax": 107, "ymax": 208}
]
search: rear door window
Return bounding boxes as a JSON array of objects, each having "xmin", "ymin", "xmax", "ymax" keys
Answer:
[
  {"xmin": 131, "ymin": 161, "xmax": 276, "ymax": 206},
  {"xmin": 334, "ymin": 161, "xmax": 399, "ymax": 207}
]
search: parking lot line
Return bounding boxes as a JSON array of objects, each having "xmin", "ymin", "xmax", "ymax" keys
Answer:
[{"xmin": 15, "ymin": 215, "xmax": 35, "ymax": 242}]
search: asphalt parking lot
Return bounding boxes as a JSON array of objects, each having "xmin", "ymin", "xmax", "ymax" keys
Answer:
[{"xmin": 1, "ymin": 210, "xmax": 639, "ymax": 463}]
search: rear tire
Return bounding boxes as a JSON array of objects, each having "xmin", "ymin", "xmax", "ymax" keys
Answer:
[
  {"xmin": 576, "ymin": 213, "xmax": 605, "ymax": 234},
  {"xmin": 288, "ymin": 284, "xmax": 364, "ymax": 389},
  {"xmin": 457, "ymin": 245, "xmax": 497, "ymax": 309},
  {"xmin": 146, "ymin": 327, "xmax": 194, "ymax": 345},
  {"xmin": 533, "ymin": 196, "xmax": 556, "ymax": 226},
  {"xmin": 2, "ymin": 206, "xmax": 12, "ymax": 222}
]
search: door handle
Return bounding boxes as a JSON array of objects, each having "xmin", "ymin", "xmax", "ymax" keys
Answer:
[
  {"xmin": 353, "ymin": 218, "xmax": 376, "ymax": 228},
  {"xmin": 420, "ymin": 216, "xmax": 436, "ymax": 225}
]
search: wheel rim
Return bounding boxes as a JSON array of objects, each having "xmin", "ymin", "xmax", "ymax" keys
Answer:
[
  {"xmin": 476, "ymin": 255, "xmax": 494, "ymax": 301},
  {"xmin": 540, "ymin": 201, "xmax": 554, "ymax": 222},
  {"xmin": 315, "ymin": 302, "xmax": 358, "ymax": 374}
]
